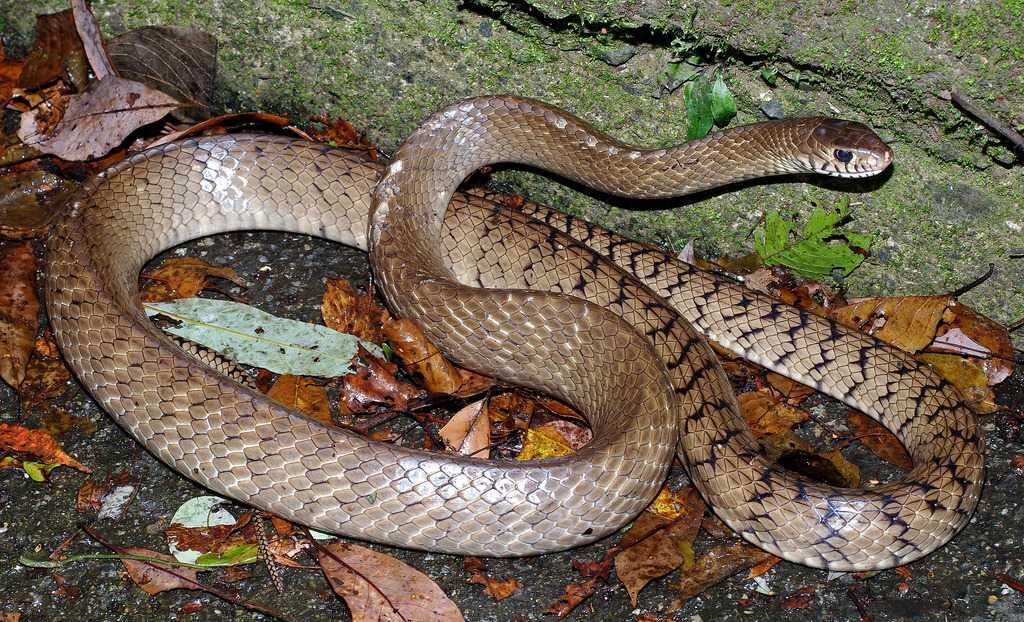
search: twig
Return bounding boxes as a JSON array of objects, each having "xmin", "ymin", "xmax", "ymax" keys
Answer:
[
  {"xmin": 1008, "ymin": 317, "xmax": 1024, "ymax": 334},
  {"xmin": 950, "ymin": 263, "xmax": 995, "ymax": 298},
  {"xmin": 846, "ymin": 585, "xmax": 874, "ymax": 622},
  {"xmin": 996, "ymin": 573, "xmax": 1024, "ymax": 594},
  {"xmin": 951, "ymin": 90, "xmax": 1024, "ymax": 157}
]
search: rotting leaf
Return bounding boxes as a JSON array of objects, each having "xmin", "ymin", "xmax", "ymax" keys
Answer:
[
  {"xmin": 0, "ymin": 241, "xmax": 39, "ymax": 388},
  {"xmin": 382, "ymin": 317, "xmax": 493, "ymax": 396},
  {"xmin": 846, "ymin": 411, "xmax": 913, "ymax": 471},
  {"xmin": 140, "ymin": 257, "xmax": 246, "ymax": 303},
  {"xmin": 120, "ymin": 546, "xmax": 201, "ymax": 595},
  {"xmin": 308, "ymin": 114, "xmax": 379, "ymax": 159},
  {"xmin": 322, "ymin": 278, "xmax": 387, "ymax": 344},
  {"xmin": 738, "ymin": 391, "xmax": 810, "ymax": 437},
  {"xmin": 0, "ymin": 422, "xmax": 90, "ymax": 475},
  {"xmin": 615, "ymin": 486, "xmax": 706, "ymax": 606},
  {"xmin": 674, "ymin": 541, "xmax": 778, "ymax": 605},
  {"xmin": 17, "ymin": 10, "xmax": 88, "ymax": 90},
  {"xmin": 833, "ymin": 295, "xmax": 951, "ymax": 354},
  {"xmin": 544, "ymin": 576, "xmax": 601, "ymax": 618},
  {"xmin": 440, "ymin": 400, "xmax": 491, "ymax": 458},
  {"xmin": 318, "ymin": 541, "xmax": 465, "ymax": 622},
  {"xmin": 0, "ymin": 169, "xmax": 74, "ymax": 239},
  {"xmin": 339, "ymin": 346, "xmax": 423, "ymax": 414},
  {"xmin": 266, "ymin": 375, "xmax": 332, "ymax": 426},
  {"xmin": 18, "ymin": 75, "xmax": 179, "ymax": 161},
  {"xmin": 19, "ymin": 331, "xmax": 73, "ymax": 407},
  {"xmin": 1, "ymin": 42, "xmax": 27, "ymax": 102},
  {"xmin": 467, "ymin": 572, "xmax": 521, "ymax": 601},
  {"xmin": 107, "ymin": 26, "xmax": 217, "ymax": 122}
]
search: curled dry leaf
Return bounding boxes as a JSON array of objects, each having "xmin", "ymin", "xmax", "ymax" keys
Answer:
[
  {"xmin": 833, "ymin": 295, "xmax": 951, "ymax": 354},
  {"xmin": 467, "ymin": 572, "xmax": 521, "ymax": 601},
  {"xmin": 439, "ymin": 399, "xmax": 491, "ymax": 458},
  {"xmin": 0, "ymin": 422, "xmax": 90, "ymax": 474},
  {"xmin": 0, "ymin": 241, "xmax": 39, "ymax": 388},
  {"xmin": 318, "ymin": 541, "xmax": 465, "ymax": 622},
  {"xmin": 846, "ymin": 411, "xmax": 913, "ymax": 471},
  {"xmin": 308, "ymin": 115, "xmax": 379, "ymax": 160},
  {"xmin": 544, "ymin": 576, "xmax": 601, "ymax": 618},
  {"xmin": 615, "ymin": 486, "xmax": 706, "ymax": 606},
  {"xmin": 322, "ymin": 278, "xmax": 387, "ymax": 343},
  {"xmin": 140, "ymin": 257, "xmax": 246, "ymax": 302},
  {"xmin": 738, "ymin": 391, "xmax": 810, "ymax": 438},
  {"xmin": 18, "ymin": 331, "xmax": 73, "ymax": 407},
  {"xmin": 339, "ymin": 346, "xmax": 423, "ymax": 414},
  {"xmin": 19, "ymin": 75, "xmax": 179, "ymax": 161},
  {"xmin": 382, "ymin": 317, "xmax": 492, "ymax": 396},
  {"xmin": 120, "ymin": 546, "xmax": 201, "ymax": 595},
  {"xmin": 266, "ymin": 374, "xmax": 332, "ymax": 426}
]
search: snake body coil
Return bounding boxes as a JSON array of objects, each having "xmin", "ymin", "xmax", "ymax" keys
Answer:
[{"xmin": 45, "ymin": 96, "xmax": 984, "ymax": 570}]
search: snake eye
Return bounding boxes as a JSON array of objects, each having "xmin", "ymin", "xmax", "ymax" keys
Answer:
[{"xmin": 834, "ymin": 149, "xmax": 853, "ymax": 164}]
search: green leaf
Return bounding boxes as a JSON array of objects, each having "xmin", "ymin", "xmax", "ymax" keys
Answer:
[
  {"xmin": 684, "ymin": 75, "xmax": 714, "ymax": 140},
  {"xmin": 754, "ymin": 203, "xmax": 875, "ymax": 281},
  {"xmin": 19, "ymin": 553, "xmax": 62, "ymax": 568},
  {"xmin": 659, "ymin": 61, "xmax": 698, "ymax": 94},
  {"xmin": 196, "ymin": 544, "xmax": 258, "ymax": 567},
  {"xmin": 760, "ymin": 67, "xmax": 778, "ymax": 87},
  {"xmin": 23, "ymin": 461, "xmax": 59, "ymax": 482},
  {"xmin": 710, "ymin": 73, "xmax": 736, "ymax": 127},
  {"xmin": 144, "ymin": 298, "xmax": 382, "ymax": 377}
]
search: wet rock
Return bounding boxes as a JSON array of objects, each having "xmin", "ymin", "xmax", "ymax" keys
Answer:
[{"xmin": 600, "ymin": 44, "xmax": 636, "ymax": 67}]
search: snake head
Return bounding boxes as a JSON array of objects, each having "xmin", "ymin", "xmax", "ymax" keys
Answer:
[{"xmin": 797, "ymin": 118, "xmax": 893, "ymax": 178}]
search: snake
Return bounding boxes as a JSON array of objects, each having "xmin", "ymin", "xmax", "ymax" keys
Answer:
[{"xmin": 44, "ymin": 96, "xmax": 984, "ymax": 571}]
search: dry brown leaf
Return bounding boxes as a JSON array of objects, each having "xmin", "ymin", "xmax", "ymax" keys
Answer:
[
  {"xmin": 17, "ymin": 10, "xmax": 88, "ymax": 90},
  {"xmin": 382, "ymin": 317, "xmax": 492, "ymax": 396},
  {"xmin": 321, "ymin": 278, "xmax": 387, "ymax": 343},
  {"xmin": 19, "ymin": 331, "xmax": 73, "ymax": 407},
  {"xmin": 738, "ymin": 391, "xmax": 809, "ymax": 438},
  {"xmin": 19, "ymin": 75, "xmax": 179, "ymax": 161},
  {"xmin": 919, "ymin": 352, "xmax": 998, "ymax": 414},
  {"xmin": 765, "ymin": 372, "xmax": 815, "ymax": 404},
  {"xmin": 266, "ymin": 375, "xmax": 331, "ymax": 426},
  {"xmin": 615, "ymin": 486, "xmax": 706, "ymax": 606},
  {"xmin": 0, "ymin": 241, "xmax": 39, "ymax": 388},
  {"xmin": 0, "ymin": 169, "xmax": 75, "ymax": 240},
  {"xmin": 120, "ymin": 546, "xmax": 200, "ymax": 595},
  {"xmin": 440, "ymin": 400, "xmax": 491, "ymax": 458},
  {"xmin": 745, "ymin": 554, "xmax": 782, "ymax": 579},
  {"xmin": 933, "ymin": 302, "xmax": 1015, "ymax": 386},
  {"xmin": 0, "ymin": 43, "xmax": 26, "ymax": 103},
  {"xmin": 539, "ymin": 420, "xmax": 592, "ymax": 450},
  {"xmin": 485, "ymin": 391, "xmax": 535, "ymax": 435},
  {"xmin": 544, "ymin": 576, "xmax": 601, "ymax": 618},
  {"xmin": 467, "ymin": 572, "xmax": 521, "ymax": 601},
  {"xmin": 149, "ymin": 111, "xmax": 294, "ymax": 147},
  {"xmin": 780, "ymin": 586, "xmax": 816, "ymax": 610},
  {"xmin": 674, "ymin": 541, "xmax": 778, "ymax": 604},
  {"xmin": 0, "ymin": 422, "xmax": 90, "ymax": 473},
  {"xmin": 846, "ymin": 411, "xmax": 913, "ymax": 470},
  {"xmin": 318, "ymin": 541, "xmax": 464, "ymax": 622},
  {"xmin": 308, "ymin": 115, "xmax": 379, "ymax": 159},
  {"xmin": 819, "ymin": 448, "xmax": 861, "ymax": 488},
  {"xmin": 338, "ymin": 347, "xmax": 423, "ymax": 414},
  {"xmin": 140, "ymin": 257, "xmax": 246, "ymax": 302},
  {"xmin": 833, "ymin": 295, "xmax": 951, "ymax": 353}
]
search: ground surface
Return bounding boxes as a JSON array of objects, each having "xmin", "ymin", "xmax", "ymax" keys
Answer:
[{"xmin": 0, "ymin": 231, "xmax": 1023, "ymax": 622}]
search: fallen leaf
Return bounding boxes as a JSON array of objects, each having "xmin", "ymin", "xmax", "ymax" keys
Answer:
[
  {"xmin": 0, "ymin": 241, "xmax": 39, "ymax": 388},
  {"xmin": 467, "ymin": 572, "xmax": 521, "ymax": 601},
  {"xmin": 19, "ymin": 75, "xmax": 179, "ymax": 161},
  {"xmin": 0, "ymin": 422, "xmax": 89, "ymax": 474},
  {"xmin": 517, "ymin": 425, "xmax": 576, "ymax": 460},
  {"xmin": 833, "ymin": 295, "xmax": 951, "ymax": 354},
  {"xmin": 745, "ymin": 554, "xmax": 782, "ymax": 579},
  {"xmin": 18, "ymin": 331, "xmax": 73, "ymax": 407},
  {"xmin": 615, "ymin": 486, "xmax": 706, "ymax": 606},
  {"xmin": 308, "ymin": 114, "xmax": 379, "ymax": 159},
  {"xmin": 382, "ymin": 317, "xmax": 492, "ymax": 396},
  {"xmin": 148, "ymin": 111, "xmax": 293, "ymax": 147},
  {"xmin": 544, "ymin": 576, "xmax": 601, "ymax": 618},
  {"xmin": 120, "ymin": 546, "xmax": 200, "ymax": 595},
  {"xmin": 674, "ymin": 541, "xmax": 778, "ymax": 604},
  {"xmin": 166, "ymin": 496, "xmax": 256, "ymax": 567},
  {"xmin": 322, "ymin": 278, "xmax": 387, "ymax": 343},
  {"xmin": 765, "ymin": 372, "xmax": 815, "ymax": 404},
  {"xmin": 484, "ymin": 391, "xmax": 535, "ymax": 436},
  {"xmin": 0, "ymin": 43, "xmax": 26, "ymax": 106},
  {"xmin": 933, "ymin": 302, "xmax": 1015, "ymax": 386},
  {"xmin": 918, "ymin": 352, "xmax": 998, "ymax": 414},
  {"xmin": 0, "ymin": 168, "xmax": 73, "ymax": 239},
  {"xmin": 846, "ymin": 411, "xmax": 913, "ymax": 471},
  {"xmin": 17, "ymin": 10, "xmax": 88, "ymax": 90},
  {"xmin": 70, "ymin": 0, "xmax": 115, "ymax": 79},
  {"xmin": 538, "ymin": 419, "xmax": 592, "ymax": 450},
  {"xmin": 781, "ymin": 586, "xmax": 816, "ymax": 609},
  {"xmin": 339, "ymin": 346, "xmax": 423, "ymax": 413},
  {"xmin": 140, "ymin": 257, "xmax": 246, "ymax": 302},
  {"xmin": 266, "ymin": 375, "xmax": 332, "ymax": 426},
  {"xmin": 738, "ymin": 391, "xmax": 810, "ymax": 437},
  {"xmin": 440, "ymin": 400, "xmax": 490, "ymax": 458},
  {"xmin": 318, "ymin": 541, "xmax": 464, "ymax": 622},
  {"xmin": 107, "ymin": 26, "xmax": 217, "ymax": 122}
]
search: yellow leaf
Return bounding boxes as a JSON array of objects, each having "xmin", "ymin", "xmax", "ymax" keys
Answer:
[{"xmin": 517, "ymin": 427, "xmax": 574, "ymax": 460}]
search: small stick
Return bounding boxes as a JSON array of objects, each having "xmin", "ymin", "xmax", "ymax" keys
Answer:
[
  {"xmin": 951, "ymin": 91, "xmax": 1024, "ymax": 156},
  {"xmin": 996, "ymin": 573, "xmax": 1024, "ymax": 594},
  {"xmin": 950, "ymin": 263, "xmax": 995, "ymax": 298}
]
